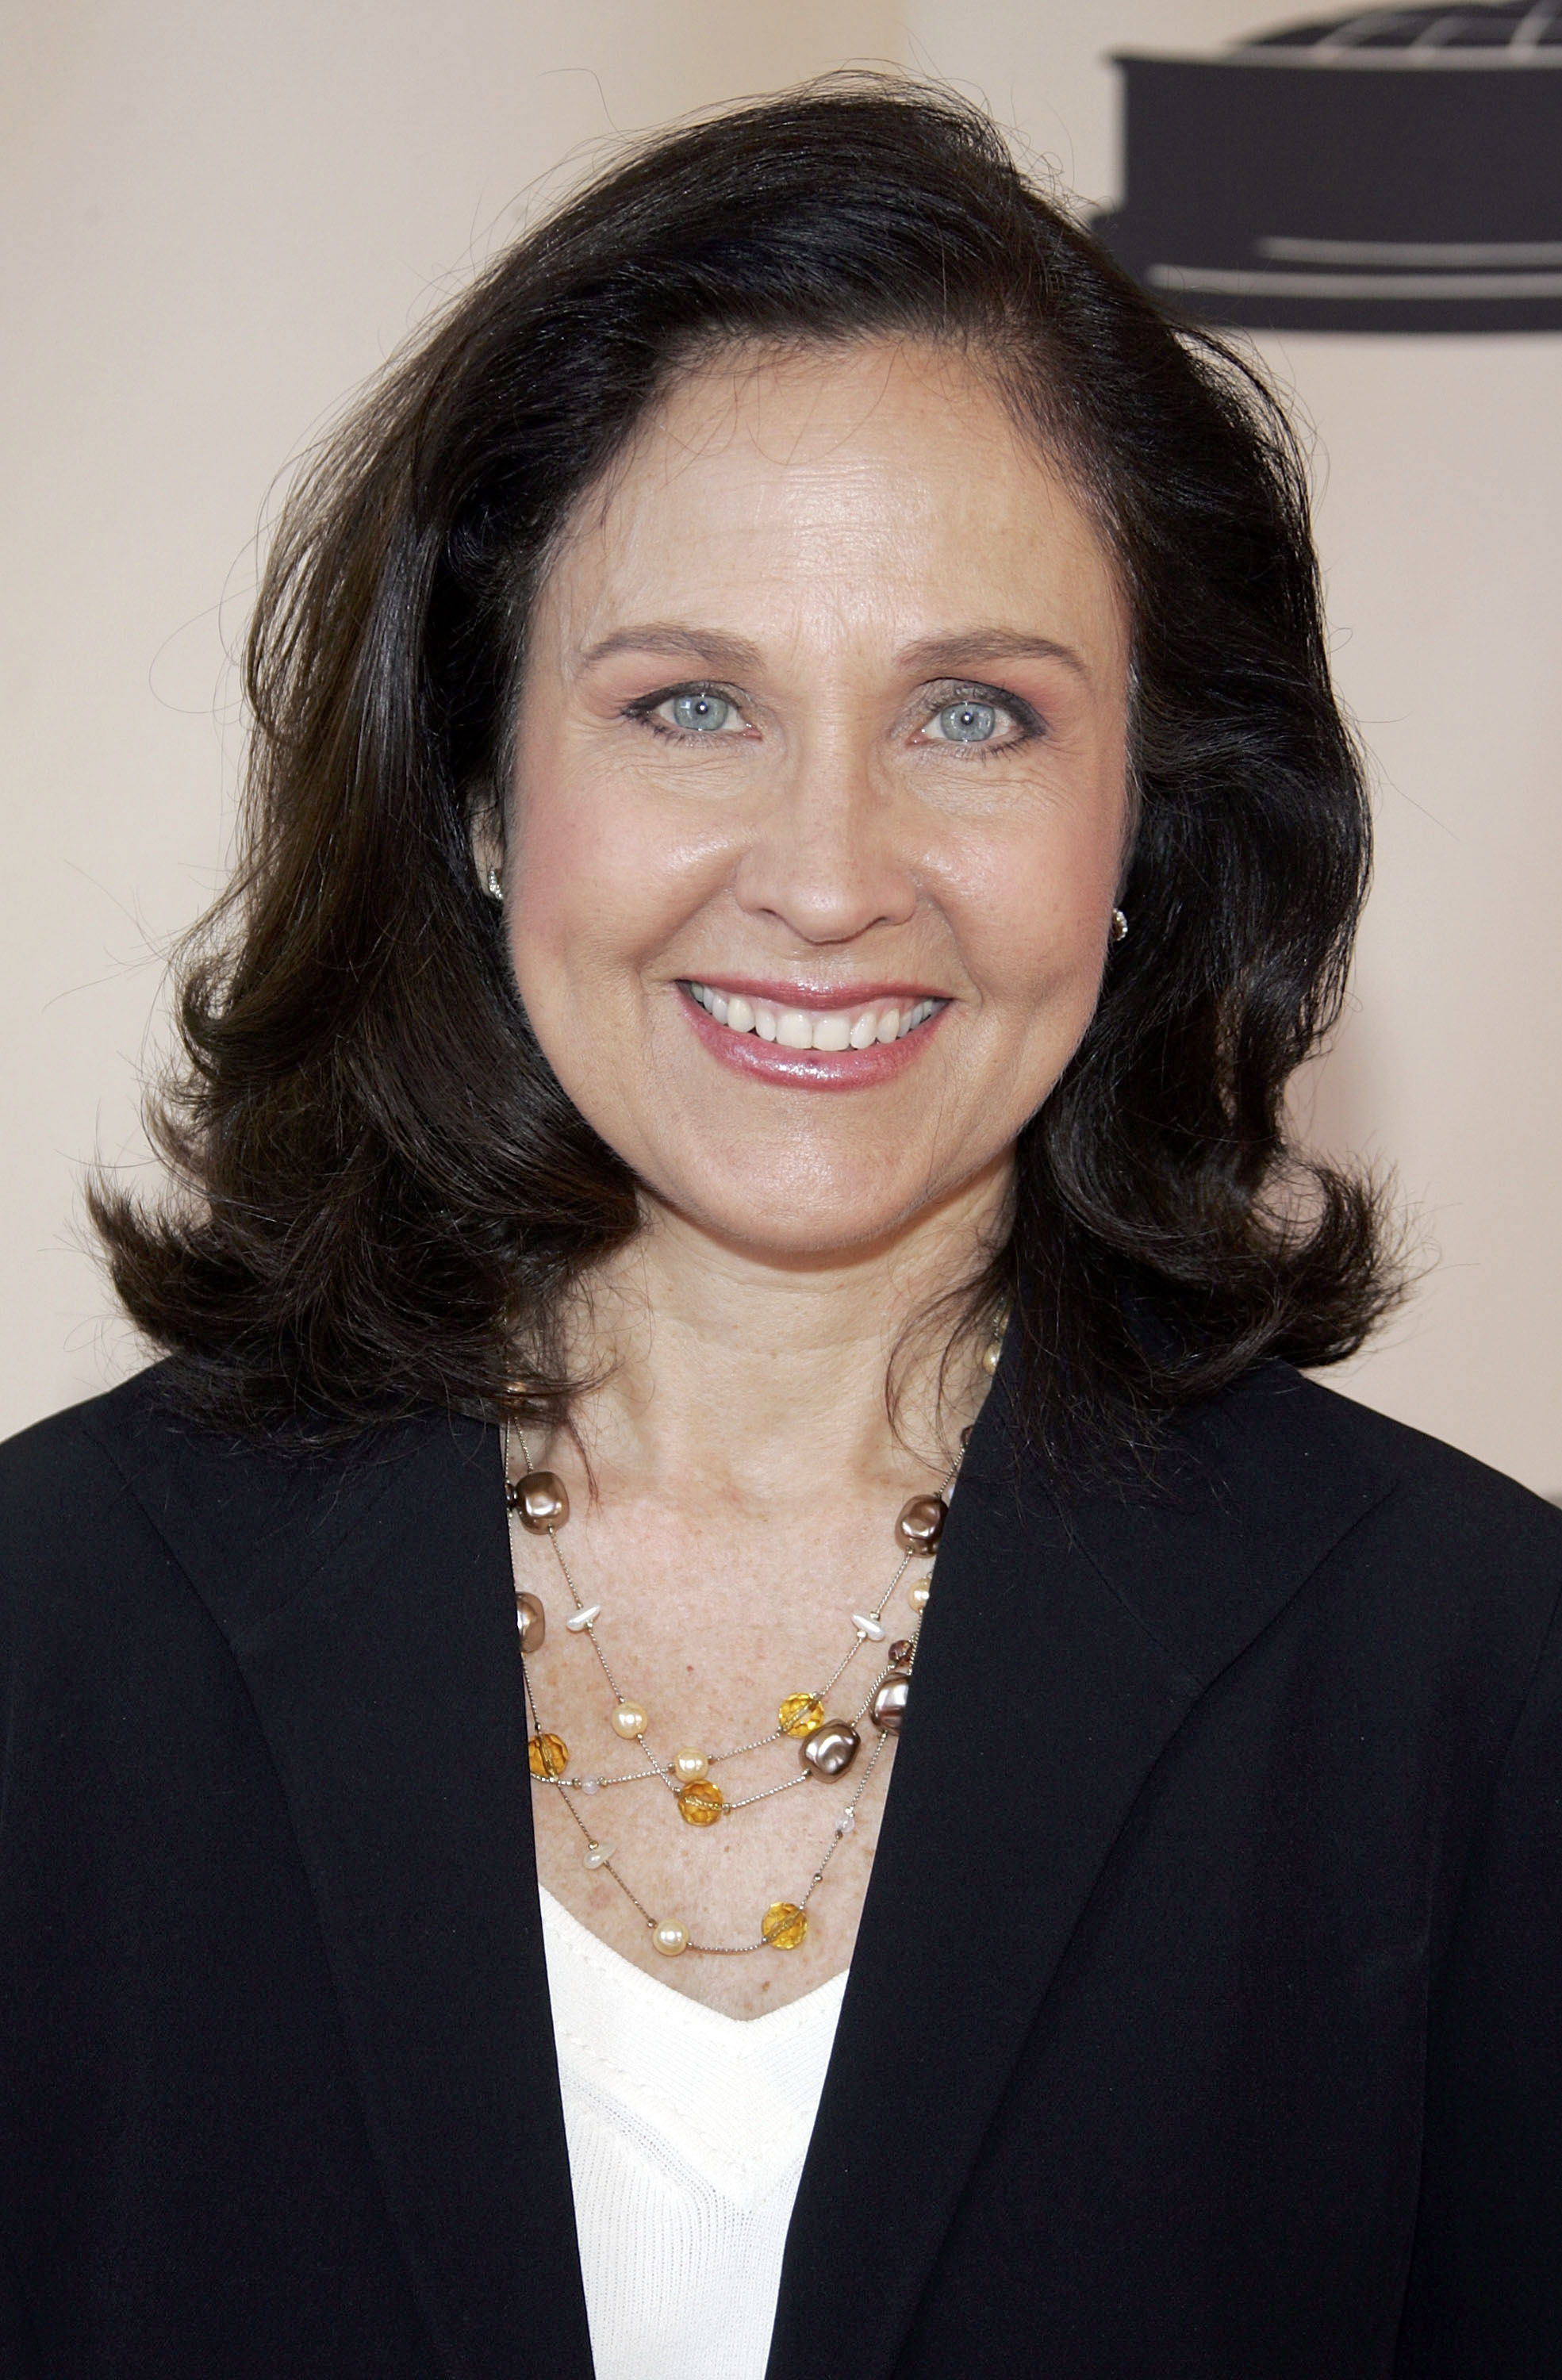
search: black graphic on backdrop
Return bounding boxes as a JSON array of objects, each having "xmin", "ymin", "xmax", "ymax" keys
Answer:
[{"xmin": 1096, "ymin": 4, "xmax": 1562, "ymax": 332}]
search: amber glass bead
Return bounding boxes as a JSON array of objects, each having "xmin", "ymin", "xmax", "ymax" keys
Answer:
[
  {"xmin": 762, "ymin": 1901, "xmax": 809, "ymax": 1951},
  {"xmin": 677, "ymin": 1778, "xmax": 726, "ymax": 1826},
  {"xmin": 508, "ymin": 1470, "xmax": 570, "ymax": 1533},
  {"xmin": 528, "ymin": 1731, "xmax": 569, "ymax": 1778},
  {"xmin": 895, "ymin": 1494, "xmax": 946, "ymax": 1554},
  {"xmin": 779, "ymin": 1691, "xmax": 825, "ymax": 1738},
  {"xmin": 888, "ymin": 1638, "xmax": 914, "ymax": 1668}
]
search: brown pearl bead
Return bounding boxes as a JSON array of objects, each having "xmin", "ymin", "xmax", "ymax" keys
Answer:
[
  {"xmin": 870, "ymin": 1672, "xmax": 911, "ymax": 1733},
  {"xmin": 800, "ymin": 1718, "xmax": 860, "ymax": 1778},
  {"xmin": 514, "ymin": 1592, "xmax": 546, "ymax": 1656},
  {"xmin": 895, "ymin": 1493, "xmax": 946, "ymax": 1555},
  {"xmin": 507, "ymin": 1470, "xmax": 569, "ymax": 1532},
  {"xmin": 887, "ymin": 1638, "xmax": 915, "ymax": 1669}
]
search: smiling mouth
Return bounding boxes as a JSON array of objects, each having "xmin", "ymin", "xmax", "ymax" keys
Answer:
[{"xmin": 681, "ymin": 982, "xmax": 946, "ymax": 1053}]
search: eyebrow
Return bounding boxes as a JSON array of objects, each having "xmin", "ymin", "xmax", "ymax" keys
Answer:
[
  {"xmin": 896, "ymin": 631, "xmax": 1091, "ymax": 682},
  {"xmin": 578, "ymin": 625, "xmax": 764, "ymax": 674},
  {"xmin": 577, "ymin": 623, "xmax": 1091, "ymax": 681}
]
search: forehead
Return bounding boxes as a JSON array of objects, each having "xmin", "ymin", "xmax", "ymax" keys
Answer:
[{"xmin": 537, "ymin": 338, "xmax": 1127, "ymax": 668}]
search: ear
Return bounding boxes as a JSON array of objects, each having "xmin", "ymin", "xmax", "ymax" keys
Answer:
[{"xmin": 469, "ymin": 797, "xmax": 505, "ymax": 894}]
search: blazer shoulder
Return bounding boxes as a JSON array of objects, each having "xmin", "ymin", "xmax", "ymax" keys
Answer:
[
  {"xmin": 1245, "ymin": 1363, "xmax": 1562, "ymax": 1554},
  {"xmin": 2, "ymin": 1366, "xmax": 497, "ymax": 1661}
]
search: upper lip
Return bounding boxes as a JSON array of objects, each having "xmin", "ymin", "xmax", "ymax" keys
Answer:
[{"xmin": 678, "ymin": 975, "xmax": 947, "ymax": 1010}]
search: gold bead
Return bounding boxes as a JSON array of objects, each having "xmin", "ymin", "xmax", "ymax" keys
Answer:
[
  {"xmin": 762, "ymin": 1902, "xmax": 808, "ymax": 1951},
  {"xmin": 677, "ymin": 1778, "xmax": 725, "ymax": 1826},
  {"xmin": 779, "ymin": 1691, "xmax": 825, "ymax": 1738},
  {"xmin": 673, "ymin": 1747, "xmax": 708, "ymax": 1783},
  {"xmin": 611, "ymin": 1702, "xmax": 647, "ymax": 1740},
  {"xmin": 514, "ymin": 1592, "xmax": 546, "ymax": 1656},
  {"xmin": 652, "ymin": 1919, "xmax": 689, "ymax": 1957},
  {"xmin": 981, "ymin": 1338, "xmax": 1002, "ymax": 1375},
  {"xmin": 908, "ymin": 1578, "xmax": 931, "ymax": 1613},
  {"xmin": 507, "ymin": 1469, "xmax": 570, "ymax": 1532},
  {"xmin": 895, "ymin": 1494, "xmax": 946, "ymax": 1555},
  {"xmin": 528, "ymin": 1731, "xmax": 569, "ymax": 1778}
]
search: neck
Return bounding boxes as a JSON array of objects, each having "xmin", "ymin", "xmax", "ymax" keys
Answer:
[{"xmin": 554, "ymin": 1154, "xmax": 1012, "ymax": 1506}]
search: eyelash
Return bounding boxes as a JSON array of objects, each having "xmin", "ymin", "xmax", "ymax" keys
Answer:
[
  {"xmin": 622, "ymin": 678, "xmax": 1046, "ymax": 751},
  {"xmin": 920, "ymin": 681, "xmax": 1044, "ymax": 752},
  {"xmin": 623, "ymin": 683, "xmax": 749, "ymax": 742}
]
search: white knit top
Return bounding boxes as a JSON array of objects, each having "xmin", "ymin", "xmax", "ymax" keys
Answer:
[{"xmin": 539, "ymin": 1887, "xmax": 847, "ymax": 2380}]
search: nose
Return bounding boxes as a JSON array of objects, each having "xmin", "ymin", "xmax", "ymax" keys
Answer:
[{"xmin": 729, "ymin": 731, "xmax": 918, "ymax": 947}]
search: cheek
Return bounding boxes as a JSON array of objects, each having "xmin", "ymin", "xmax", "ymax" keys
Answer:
[
  {"xmin": 505, "ymin": 741, "xmax": 647, "ymax": 985},
  {"xmin": 505, "ymin": 750, "xmax": 726, "ymax": 1024},
  {"xmin": 955, "ymin": 813, "xmax": 1121, "ymax": 1033}
]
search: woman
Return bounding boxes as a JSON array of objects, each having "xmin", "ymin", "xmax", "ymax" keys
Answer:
[{"xmin": 2, "ymin": 78, "xmax": 1557, "ymax": 2380}]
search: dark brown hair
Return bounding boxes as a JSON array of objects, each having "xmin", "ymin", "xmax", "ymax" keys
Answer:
[{"xmin": 92, "ymin": 75, "xmax": 1398, "ymax": 1467}]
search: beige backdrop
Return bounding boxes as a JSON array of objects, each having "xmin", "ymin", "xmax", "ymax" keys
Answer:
[{"xmin": 4, "ymin": 1, "xmax": 1558, "ymax": 1494}]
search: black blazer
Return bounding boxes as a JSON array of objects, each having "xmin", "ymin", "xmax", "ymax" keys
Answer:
[{"xmin": 2, "ymin": 1357, "xmax": 1560, "ymax": 2378}]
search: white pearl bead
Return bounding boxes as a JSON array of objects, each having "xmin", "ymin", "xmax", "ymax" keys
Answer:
[
  {"xmin": 652, "ymin": 1919, "xmax": 689, "ymax": 1958},
  {"xmin": 565, "ymin": 1604, "xmax": 601, "ymax": 1633},
  {"xmin": 851, "ymin": 1612, "xmax": 885, "ymax": 1641},
  {"xmin": 580, "ymin": 1777, "xmax": 601, "ymax": 1796},
  {"xmin": 582, "ymin": 1841, "xmax": 612, "ymax": 1870},
  {"xmin": 908, "ymin": 1580, "xmax": 931, "ymax": 1612},
  {"xmin": 673, "ymin": 1747, "xmax": 708, "ymax": 1783},
  {"xmin": 611, "ymin": 1702, "xmax": 647, "ymax": 1739}
]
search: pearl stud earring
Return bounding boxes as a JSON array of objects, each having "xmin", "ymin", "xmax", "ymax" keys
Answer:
[{"xmin": 485, "ymin": 866, "xmax": 503, "ymax": 903}]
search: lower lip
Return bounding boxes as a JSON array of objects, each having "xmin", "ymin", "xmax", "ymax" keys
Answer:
[{"xmin": 680, "ymin": 989, "xmax": 948, "ymax": 1089}]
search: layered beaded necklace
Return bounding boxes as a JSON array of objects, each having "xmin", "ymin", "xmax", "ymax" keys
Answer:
[{"xmin": 506, "ymin": 1324, "xmax": 1001, "ymax": 1958}]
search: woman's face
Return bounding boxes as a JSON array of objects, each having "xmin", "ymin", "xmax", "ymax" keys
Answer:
[{"xmin": 505, "ymin": 339, "xmax": 1130, "ymax": 1262}]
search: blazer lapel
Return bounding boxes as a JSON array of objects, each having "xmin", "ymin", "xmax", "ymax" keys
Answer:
[
  {"xmin": 88, "ymin": 1380, "xmax": 593, "ymax": 2380},
  {"xmin": 769, "ymin": 1361, "xmax": 1402, "ymax": 2380}
]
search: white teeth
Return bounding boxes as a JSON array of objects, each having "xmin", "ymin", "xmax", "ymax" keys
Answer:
[{"xmin": 686, "ymin": 982, "xmax": 941, "ymax": 1053}]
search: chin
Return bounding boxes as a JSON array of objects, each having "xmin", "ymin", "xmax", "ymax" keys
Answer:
[{"xmin": 652, "ymin": 1150, "xmax": 985, "ymax": 1263}]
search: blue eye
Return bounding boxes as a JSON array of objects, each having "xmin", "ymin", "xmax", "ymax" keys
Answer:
[
  {"xmin": 934, "ymin": 700, "xmax": 999, "ymax": 743},
  {"xmin": 670, "ymin": 691, "xmax": 735, "ymax": 733}
]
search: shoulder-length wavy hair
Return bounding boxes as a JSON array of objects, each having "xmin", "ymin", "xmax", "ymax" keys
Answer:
[{"xmin": 93, "ymin": 76, "xmax": 1397, "ymax": 1467}]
